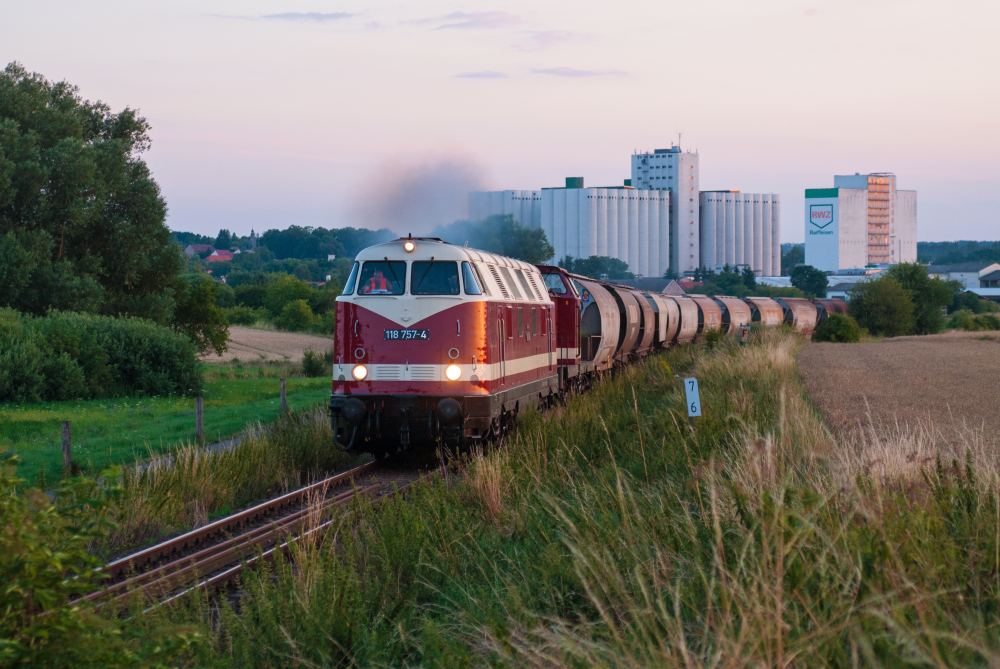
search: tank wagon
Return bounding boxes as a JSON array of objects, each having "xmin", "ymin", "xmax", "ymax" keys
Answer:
[{"xmin": 329, "ymin": 237, "xmax": 849, "ymax": 456}]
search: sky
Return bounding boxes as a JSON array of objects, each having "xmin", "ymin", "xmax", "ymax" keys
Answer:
[{"xmin": 3, "ymin": 0, "xmax": 999, "ymax": 243}]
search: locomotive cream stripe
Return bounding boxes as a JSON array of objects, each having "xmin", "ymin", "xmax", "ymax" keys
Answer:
[{"xmin": 337, "ymin": 353, "xmax": 553, "ymax": 383}]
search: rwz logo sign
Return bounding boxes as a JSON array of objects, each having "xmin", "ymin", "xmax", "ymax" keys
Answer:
[{"xmin": 809, "ymin": 204, "xmax": 833, "ymax": 229}]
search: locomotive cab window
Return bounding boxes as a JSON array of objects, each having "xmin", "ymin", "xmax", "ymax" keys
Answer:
[
  {"xmin": 358, "ymin": 261, "xmax": 406, "ymax": 295},
  {"xmin": 412, "ymin": 261, "xmax": 459, "ymax": 295},
  {"xmin": 461, "ymin": 261, "xmax": 482, "ymax": 295},
  {"xmin": 542, "ymin": 273, "xmax": 569, "ymax": 295},
  {"xmin": 342, "ymin": 262, "xmax": 360, "ymax": 295}
]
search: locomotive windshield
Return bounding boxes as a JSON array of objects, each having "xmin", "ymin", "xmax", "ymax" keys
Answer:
[
  {"xmin": 342, "ymin": 262, "xmax": 360, "ymax": 295},
  {"xmin": 461, "ymin": 262, "xmax": 483, "ymax": 295},
  {"xmin": 543, "ymin": 272, "xmax": 569, "ymax": 295},
  {"xmin": 411, "ymin": 261, "xmax": 460, "ymax": 295},
  {"xmin": 358, "ymin": 261, "xmax": 406, "ymax": 295}
]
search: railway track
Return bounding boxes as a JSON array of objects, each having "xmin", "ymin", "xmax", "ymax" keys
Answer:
[{"xmin": 83, "ymin": 458, "xmax": 436, "ymax": 613}]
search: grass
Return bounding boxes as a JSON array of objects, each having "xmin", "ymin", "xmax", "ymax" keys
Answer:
[
  {"xmin": 22, "ymin": 327, "xmax": 1000, "ymax": 666},
  {"xmin": 1, "ymin": 376, "xmax": 331, "ymax": 487}
]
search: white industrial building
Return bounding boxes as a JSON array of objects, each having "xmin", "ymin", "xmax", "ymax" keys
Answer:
[
  {"xmin": 540, "ymin": 180, "xmax": 671, "ymax": 278},
  {"xmin": 806, "ymin": 173, "xmax": 917, "ymax": 272},
  {"xmin": 468, "ymin": 190, "xmax": 541, "ymax": 228},
  {"xmin": 698, "ymin": 191, "xmax": 780, "ymax": 275},
  {"xmin": 630, "ymin": 146, "xmax": 700, "ymax": 274}
]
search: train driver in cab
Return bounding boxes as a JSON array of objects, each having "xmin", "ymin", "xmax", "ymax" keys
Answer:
[{"xmin": 363, "ymin": 269, "xmax": 389, "ymax": 294}]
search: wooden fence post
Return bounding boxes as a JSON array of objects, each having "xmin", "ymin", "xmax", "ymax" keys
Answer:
[
  {"xmin": 196, "ymin": 397, "xmax": 204, "ymax": 440},
  {"xmin": 280, "ymin": 379, "xmax": 288, "ymax": 412},
  {"xmin": 62, "ymin": 421, "xmax": 71, "ymax": 469}
]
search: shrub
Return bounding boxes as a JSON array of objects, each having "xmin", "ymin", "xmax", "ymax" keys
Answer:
[
  {"xmin": 234, "ymin": 283, "xmax": 269, "ymax": 309},
  {"xmin": 949, "ymin": 309, "xmax": 1000, "ymax": 331},
  {"xmin": 301, "ymin": 348, "xmax": 328, "ymax": 377},
  {"xmin": 848, "ymin": 277, "xmax": 915, "ymax": 337},
  {"xmin": 812, "ymin": 313, "xmax": 861, "ymax": 343},
  {"xmin": 277, "ymin": 299, "xmax": 315, "ymax": 331},
  {"xmin": 703, "ymin": 328, "xmax": 724, "ymax": 350},
  {"xmin": 315, "ymin": 310, "xmax": 337, "ymax": 334},
  {"xmin": 224, "ymin": 305, "xmax": 269, "ymax": 325},
  {"xmin": 0, "ymin": 309, "xmax": 203, "ymax": 403}
]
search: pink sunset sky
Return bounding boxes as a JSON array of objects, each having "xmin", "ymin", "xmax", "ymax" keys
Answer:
[{"xmin": 3, "ymin": 0, "xmax": 998, "ymax": 242}]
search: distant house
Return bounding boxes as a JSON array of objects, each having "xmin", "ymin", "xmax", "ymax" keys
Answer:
[
  {"xmin": 678, "ymin": 279, "xmax": 703, "ymax": 291},
  {"xmin": 183, "ymin": 244, "xmax": 215, "ymax": 258},
  {"xmin": 207, "ymin": 250, "xmax": 234, "ymax": 262},
  {"xmin": 926, "ymin": 262, "xmax": 1000, "ymax": 290}
]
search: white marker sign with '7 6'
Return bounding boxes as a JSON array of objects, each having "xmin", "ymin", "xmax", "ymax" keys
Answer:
[{"xmin": 684, "ymin": 378, "xmax": 702, "ymax": 417}]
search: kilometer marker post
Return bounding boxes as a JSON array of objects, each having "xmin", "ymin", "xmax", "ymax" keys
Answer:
[{"xmin": 685, "ymin": 378, "xmax": 702, "ymax": 434}]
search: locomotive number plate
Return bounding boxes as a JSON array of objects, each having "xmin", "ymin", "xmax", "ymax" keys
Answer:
[{"xmin": 384, "ymin": 328, "xmax": 430, "ymax": 340}]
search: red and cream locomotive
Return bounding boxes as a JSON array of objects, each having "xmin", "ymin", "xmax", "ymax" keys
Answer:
[{"xmin": 328, "ymin": 236, "xmax": 846, "ymax": 455}]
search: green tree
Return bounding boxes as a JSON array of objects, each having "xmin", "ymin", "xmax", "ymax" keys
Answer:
[
  {"xmin": 848, "ymin": 277, "xmax": 915, "ymax": 337},
  {"xmin": 433, "ymin": 214, "xmax": 554, "ymax": 264},
  {"xmin": 780, "ymin": 244, "xmax": 804, "ymax": 275},
  {"xmin": 790, "ymin": 265, "xmax": 828, "ymax": 298},
  {"xmin": 742, "ymin": 266, "xmax": 757, "ymax": 289},
  {"xmin": 278, "ymin": 299, "xmax": 315, "ymax": 331},
  {"xmin": 264, "ymin": 275, "xmax": 313, "ymax": 317},
  {"xmin": 0, "ymin": 62, "xmax": 181, "ymax": 322},
  {"xmin": 558, "ymin": 255, "xmax": 635, "ymax": 280},
  {"xmin": 883, "ymin": 262, "xmax": 960, "ymax": 335},
  {"xmin": 215, "ymin": 228, "xmax": 233, "ymax": 249},
  {"xmin": 172, "ymin": 280, "xmax": 229, "ymax": 355}
]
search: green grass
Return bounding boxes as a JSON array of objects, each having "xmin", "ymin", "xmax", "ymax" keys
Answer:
[{"xmin": 1, "ymin": 377, "xmax": 331, "ymax": 486}]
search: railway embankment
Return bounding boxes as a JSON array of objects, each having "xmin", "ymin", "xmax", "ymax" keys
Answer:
[{"xmin": 11, "ymin": 328, "xmax": 1000, "ymax": 666}]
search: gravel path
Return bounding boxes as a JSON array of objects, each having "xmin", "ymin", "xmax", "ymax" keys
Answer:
[
  {"xmin": 798, "ymin": 330, "xmax": 1000, "ymax": 435},
  {"xmin": 203, "ymin": 326, "xmax": 334, "ymax": 362}
]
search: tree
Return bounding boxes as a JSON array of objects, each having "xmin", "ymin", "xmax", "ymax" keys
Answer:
[
  {"xmin": 663, "ymin": 268, "xmax": 679, "ymax": 280},
  {"xmin": 277, "ymin": 299, "xmax": 315, "ymax": 331},
  {"xmin": 848, "ymin": 277, "xmax": 915, "ymax": 337},
  {"xmin": 558, "ymin": 255, "xmax": 634, "ymax": 280},
  {"xmin": 171, "ymin": 280, "xmax": 229, "ymax": 355},
  {"xmin": 742, "ymin": 266, "xmax": 757, "ymax": 289},
  {"xmin": 264, "ymin": 275, "xmax": 313, "ymax": 317},
  {"xmin": 812, "ymin": 313, "xmax": 861, "ymax": 343},
  {"xmin": 215, "ymin": 228, "xmax": 233, "ymax": 249},
  {"xmin": 790, "ymin": 265, "xmax": 828, "ymax": 298},
  {"xmin": 883, "ymin": 262, "xmax": 961, "ymax": 335},
  {"xmin": 780, "ymin": 245, "xmax": 804, "ymax": 275},
  {"xmin": 432, "ymin": 214, "xmax": 554, "ymax": 264},
  {"xmin": 0, "ymin": 62, "xmax": 181, "ymax": 323}
]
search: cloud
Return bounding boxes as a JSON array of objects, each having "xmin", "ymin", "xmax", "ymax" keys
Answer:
[
  {"xmin": 454, "ymin": 71, "xmax": 507, "ymax": 79},
  {"xmin": 530, "ymin": 67, "xmax": 627, "ymax": 78},
  {"xmin": 434, "ymin": 11, "xmax": 520, "ymax": 30},
  {"xmin": 515, "ymin": 30, "xmax": 585, "ymax": 51},
  {"xmin": 261, "ymin": 12, "xmax": 357, "ymax": 21},
  {"xmin": 349, "ymin": 157, "xmax": 487, "ymax": 235}
]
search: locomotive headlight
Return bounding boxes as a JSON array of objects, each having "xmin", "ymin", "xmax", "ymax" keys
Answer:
[
  {"xmin": 444, "ymin": 364, "xmax": 462, "ymax": 381},
  {"xmin": 403, "ymin": 240, "xmax": 415, "ymax": 253},
  {"xmin": 352, "ymin": 364, "xmax": 368, "ymax": 381}
]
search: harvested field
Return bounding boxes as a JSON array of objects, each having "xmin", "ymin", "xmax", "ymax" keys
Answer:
[
  {"xmin": 799, "ymin": 329, "xmax": 1000, "ymax": 437},
  {"xmin": 204, "ymin": 326, "xmax": 334, "ymax": 363}
]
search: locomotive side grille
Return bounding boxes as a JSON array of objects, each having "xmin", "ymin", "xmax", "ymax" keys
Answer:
[
  {"xmin": 372, "ymin": 364, "xmax": 403, "ymax": 380},
  {"xmin": 487, "ymin": 264, "xmax": 511, "ymax": 299},
  {"xmin": 408, "ymin": 365, "xmax": 438, "ymax": 381},
  {"xmin": 526, "ymin": 272, "xmax": 543, "ymax": 300},
  {"xmin": 499, "ymin": 266, "xmax": 522, "ymax": 300}
]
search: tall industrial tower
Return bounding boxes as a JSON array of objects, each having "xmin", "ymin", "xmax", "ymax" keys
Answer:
[{"xmin": 630, "ymin": 146, "xmax": 700, "ymax": 275}]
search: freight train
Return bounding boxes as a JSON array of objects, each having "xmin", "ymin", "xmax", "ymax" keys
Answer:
[{"xmin": 328, "ymin": 236, "xmax": 846, "ymax": 456}]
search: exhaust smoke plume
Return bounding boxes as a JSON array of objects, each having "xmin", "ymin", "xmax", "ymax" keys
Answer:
[{"xmin": 350, "ymin": 157, "xmax": 487, "ymax": 235}]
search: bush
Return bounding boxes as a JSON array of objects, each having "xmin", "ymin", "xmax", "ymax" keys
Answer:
[
  {"xmin": 948, "ymin": 309, "xmax": 1000, "ymax": 331},
  {"xmin": 277, "ymin": 300, "xmax": 315, "ymax": 331},
  {"xmin": 315, "ymin": 310, "xmax": 337, "ymax": 334},
  {"xmin": 0, "ymin": 308, "xmax": 203, "ymax": 403},
  {"xmin": 301, "ymin": 348, "xmax": 328, "ymax": 377},
  {"xmin": 848, "ymin": 277, "xmax": 915, "ymax": 337},
  {"xmin": 812, "ymin": 313, "xmax": 861, "ymax": 343},
  {"xmin": 224, "ymin": 305, "xmax": 269, "ymax": 325},
  {"xmin": 950, "ymin": 290, "xmax": 999, "ymax": 314},
  {"xmin": 234, "ymin": 283, "xmax": 269, "ymax": 309},
  {"xmin": 883, "ymin": 262, "xmax": 960, "ymax": 335},
  {"xmin": 264, "ymin": 276, "xmax": 313, "ymax": 317}
]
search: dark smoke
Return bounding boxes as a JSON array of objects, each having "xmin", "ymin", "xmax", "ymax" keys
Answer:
[{"xmin": 350, "ymin": 157, "xmax": 487, "ymax": 235}]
